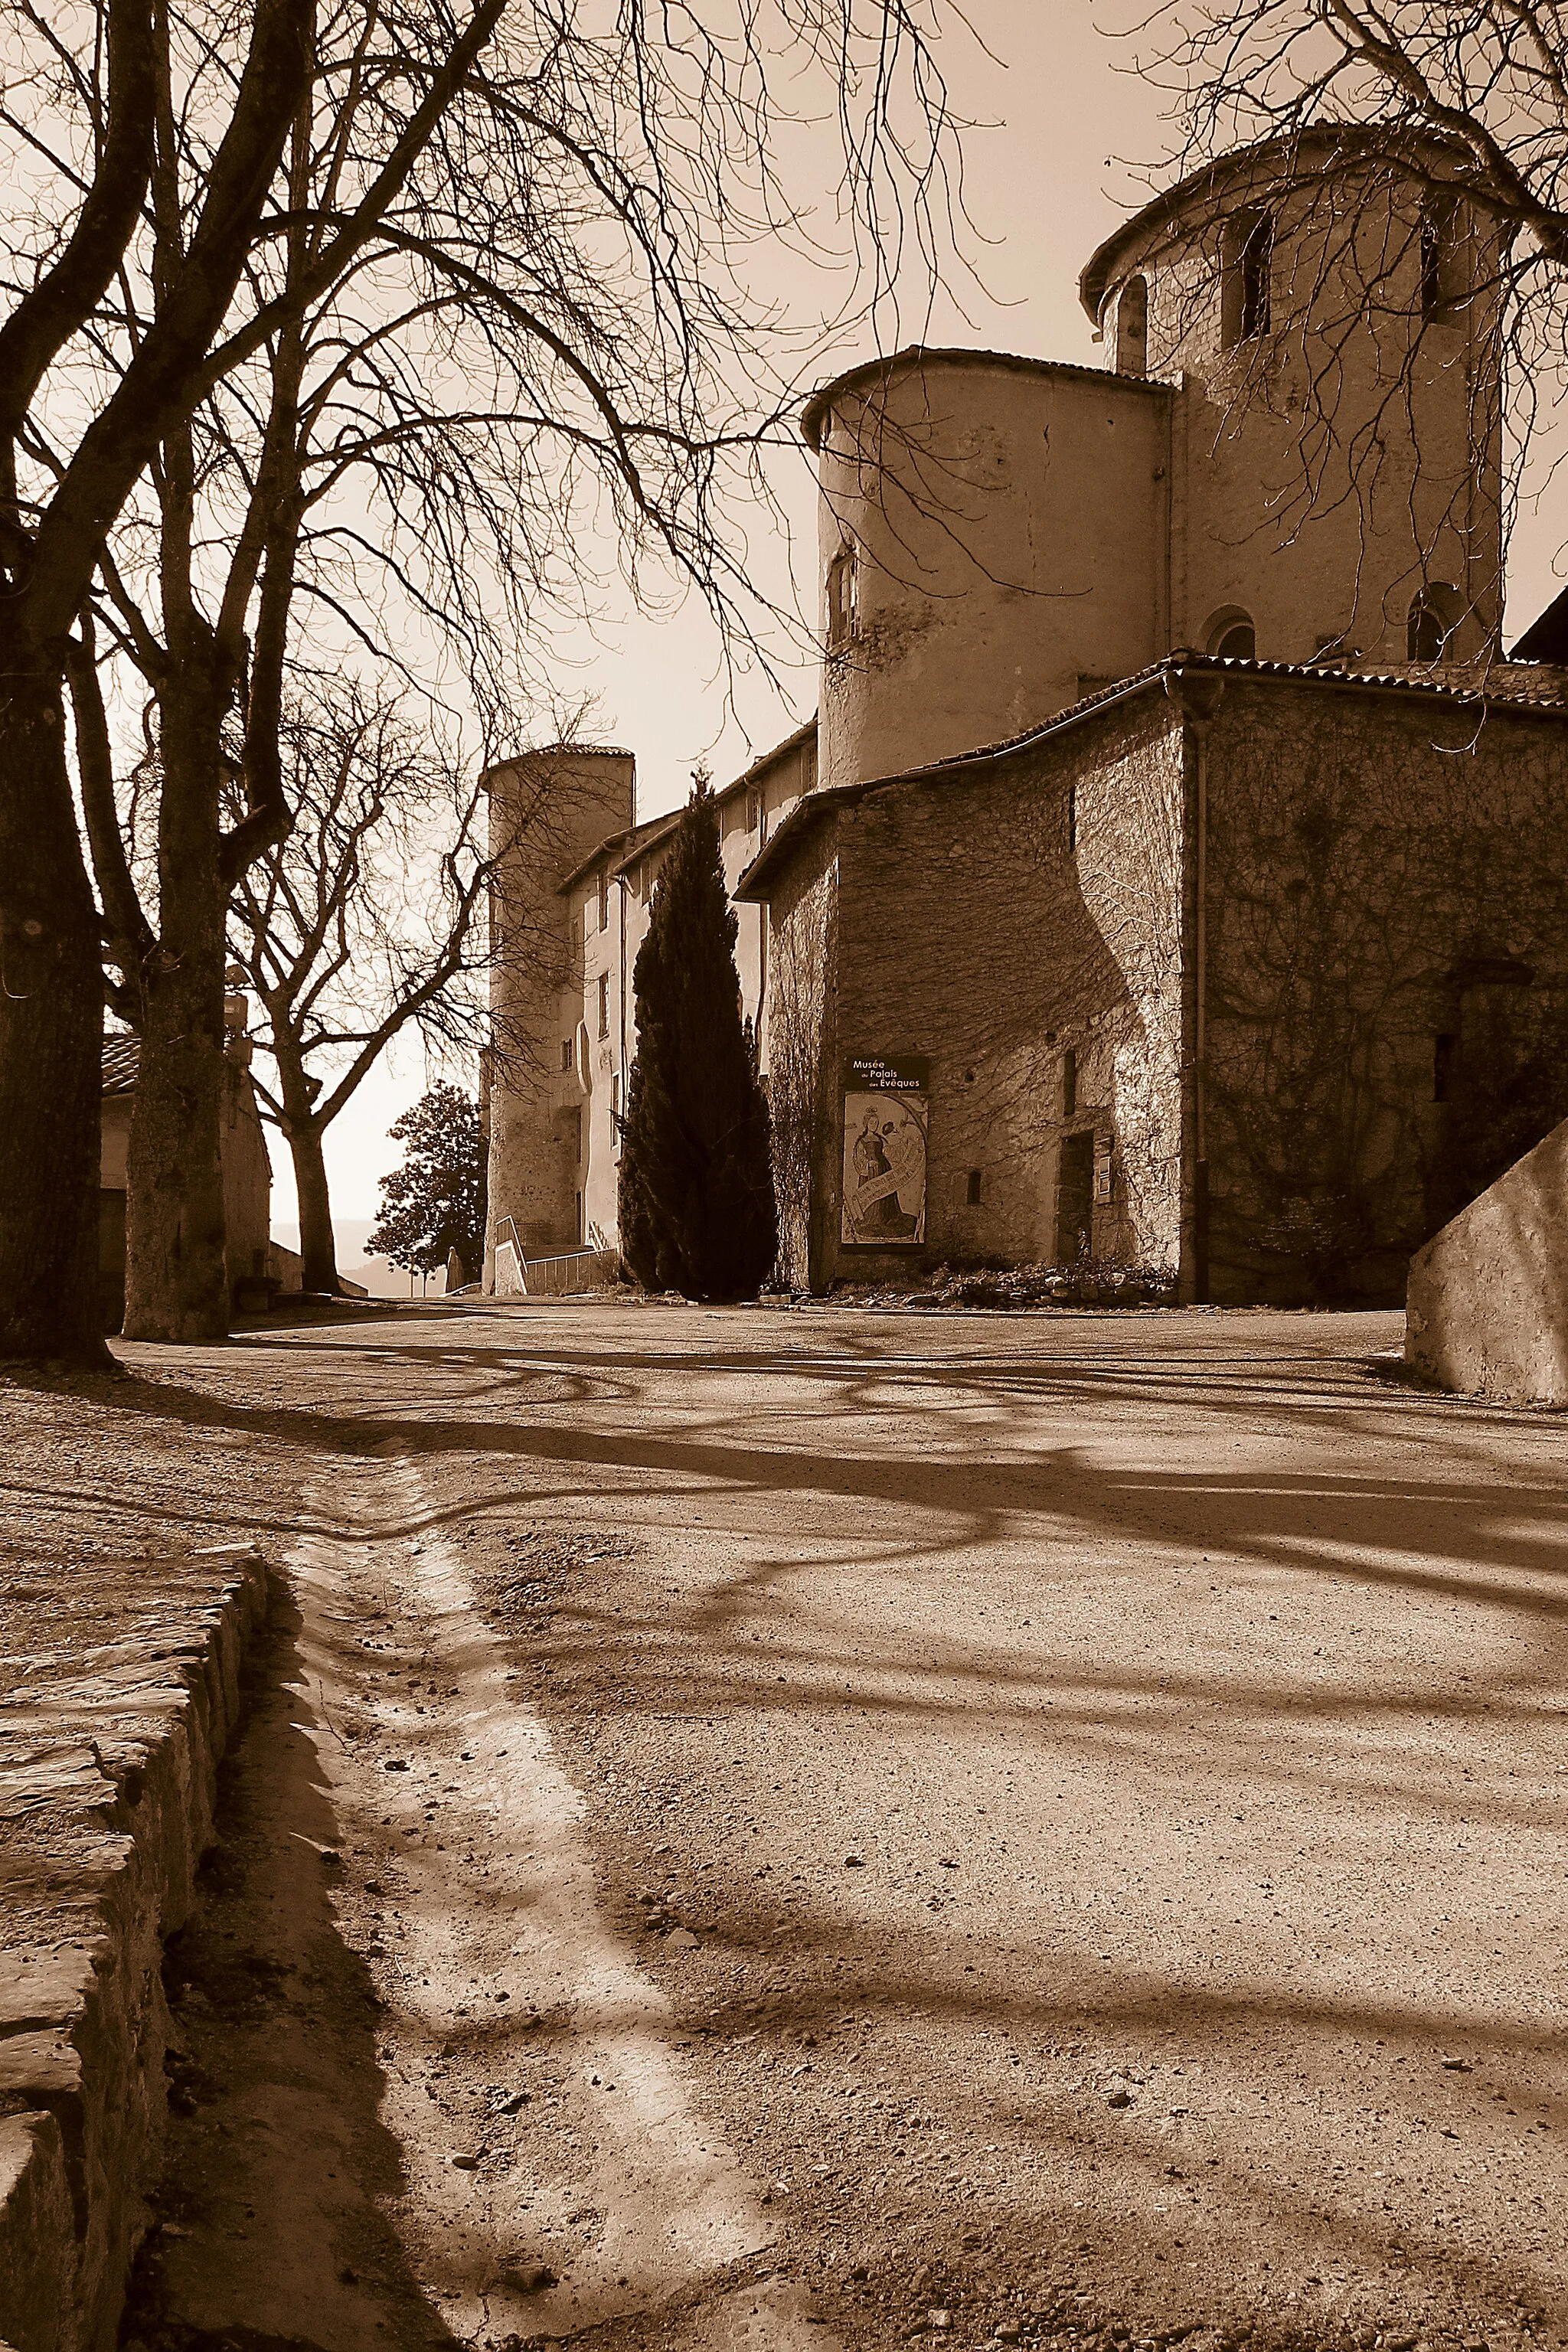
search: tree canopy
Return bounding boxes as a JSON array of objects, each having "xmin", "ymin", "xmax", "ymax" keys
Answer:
[{"xmin": 368, "ymin": 1083, "xmax": 488, "ymax": 1282}]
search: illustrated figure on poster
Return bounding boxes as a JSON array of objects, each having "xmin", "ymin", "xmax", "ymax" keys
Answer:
[{"xmin": 841, "ymin": 1090, "xmax": 926, "ymax": 1243}]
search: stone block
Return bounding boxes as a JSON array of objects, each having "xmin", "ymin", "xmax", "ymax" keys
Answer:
[
  {"xmin": 0, "ymin": 2112, "xmax": 74, "ymax": 2352},
  {"xmin": 1406, "ymin": 1115, "xmax": 1568, "ymax": 1403}
]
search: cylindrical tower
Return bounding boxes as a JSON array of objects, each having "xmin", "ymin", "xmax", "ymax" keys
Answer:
[
  {"xmin": 1079, "ymin": 127, "xmax": 1504, "ymax": 669},
  {"xmin": 804, "ymin": 350, "xmax": 1171, "ymax": 794},
  {"xmin": 485, "ymin": 746, "xmax": 634, "ymax": 1287}
]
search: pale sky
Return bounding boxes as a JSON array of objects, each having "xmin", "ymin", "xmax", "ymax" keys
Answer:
[{"xmin": 272, "ymin": 5, "xmax": 1568, "ymax": 1241}]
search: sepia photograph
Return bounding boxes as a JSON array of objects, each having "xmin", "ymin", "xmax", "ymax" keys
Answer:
[{"xmin": 1, "ymin": 5, "xmax": 1565, "ymax": 2352}]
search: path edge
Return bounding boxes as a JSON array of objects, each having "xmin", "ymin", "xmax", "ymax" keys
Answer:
[{"xmin": 0, "ymin": 1544, "xmax": 270, "ymax": 2352}]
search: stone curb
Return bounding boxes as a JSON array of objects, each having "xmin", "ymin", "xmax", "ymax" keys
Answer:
[{"xmin": 0, "ymin": 1543, "xmax": 270, "ymax": 2352}]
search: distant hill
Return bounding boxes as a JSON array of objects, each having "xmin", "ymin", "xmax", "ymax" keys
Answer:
[{"xmin": 271, "ymin": 1217, "xmax": 433, "ymax": 1298}]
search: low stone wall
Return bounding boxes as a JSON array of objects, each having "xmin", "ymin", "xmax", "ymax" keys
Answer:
[
  {"xmin": 1405, "ymin": 1116, "xmax": 1568, "ymax": 1404},
  {"xmin": 0, "ymin": 1543, "xmax": 269, "ymax": 2352}
]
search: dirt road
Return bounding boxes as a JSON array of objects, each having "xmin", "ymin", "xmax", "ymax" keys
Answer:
[{"xmin": 62, "ymin": 1298, "xmax": 1568, "ymax": 2352}]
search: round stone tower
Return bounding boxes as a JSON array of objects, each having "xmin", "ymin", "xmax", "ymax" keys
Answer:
[
  {"xmin": 1079, "ymin": 126, "xmax": 1504, "ymax": 670},
  {"xmin": 804, "ymin": 349, "xmax": 1171, "ymax": 794},
  {"xmin": 806, "ymin": 132, "xmax": 1504, "ymax": 795},
  {"xmin": 484, "ymin": 744, "xmax": 634, "ymax": 1287}
]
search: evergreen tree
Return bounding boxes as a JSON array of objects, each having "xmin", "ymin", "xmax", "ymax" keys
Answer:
[
  {"xmin": 619, "ymin": 778, "xmax": 777, "ymax": 1297},
  {"xmin": 368, "ymin": 1084, "xmax": 488, "ymax": 1283}
]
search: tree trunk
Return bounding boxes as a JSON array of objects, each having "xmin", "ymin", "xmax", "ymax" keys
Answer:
[
  {"xmin": 0, "ymin": 641, "xmax": 112, "ymax": 1364},
  {"xmin": 289, "ymin": 1121, "xmax": 340, "ymax": 1293},
  {"xmin": 122, "ymin": 648, "xmax": 231, "ymax": 1342}
]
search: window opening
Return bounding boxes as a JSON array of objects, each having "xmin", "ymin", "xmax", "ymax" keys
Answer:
[
  {"xmin": 597, "ymin": 869, "xmax": 609, "ymax": 931},
  {"xmin": 560, "ymin": 1037, "xmax": 572, "ymax": 1073},
  {"xmin": 1062, "ymin": 1048, "xmax": 1078, "ymax": 1119},
  {"xmin": 826, "ymin": 541, "xmax": 858, "ymax": 648},
  {"xmin": 1207, "ymin": 609, "xmax": 1256, "ymax": 661},
  {"xmin": 965, "ymin": 1169, "xmax": 982, "ymax": 1207},
  {"xmin": 1408, "ymin": 584, "xmax": 1459, "ymax": 663},
  {"xmin": 1433, "ymin": 1033, "xmax": 1457, "ymax": 1103},
  {"xmin": 1118, "ymin": 276, "xmax": 1148, "ymax": 377},
  {"xmin": 1223, "ymin": 211, "xmax": 1272, "ymax": 346},
  {"xmin": 597, "ymin": 971, "xmax": 609, "ymax": 1039},
  {"xmin": 1421, "ymin": 191, "xmax": 1460, "ymax": 320}
]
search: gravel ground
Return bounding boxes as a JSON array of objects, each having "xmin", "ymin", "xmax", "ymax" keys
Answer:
[{"xmin": 5, "ymin": 1299, "xmax": 1563, "ymax": 2352}]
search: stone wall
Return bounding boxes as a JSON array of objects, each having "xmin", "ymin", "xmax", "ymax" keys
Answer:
[
  {"xmin": 1405, "ymin": 1114, "xmax": 1568, "ymax": 1403},
  {"xmin": 760, "ymin": 695, "xmax": 1189, "ymax": 1293},
  {"xmin": 1201, "ymin": 678, "xmax": 1568, "ymax": 1303},
  {"xmin": 0, "ymin": 1544, "xmax": 268, "ymax": 2352}
]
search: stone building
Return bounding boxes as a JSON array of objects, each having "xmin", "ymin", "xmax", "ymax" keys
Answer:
[{"xmin": 485, "ymin": 130, "xmax": 1568, "ymax": 1304}]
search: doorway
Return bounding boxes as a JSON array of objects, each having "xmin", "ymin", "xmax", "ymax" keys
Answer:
[{"xmin": 1055, "ymin": 1131, "xmax": 1094, "ymax": 1266}]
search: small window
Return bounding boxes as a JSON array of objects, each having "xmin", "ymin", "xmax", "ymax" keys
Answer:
[
  {"xmin": 597, "ymin": 869, "xmax": 609, "ymax": 931},
  {"xmin": 597, "ymin": 971, "xmax": 609, "ymax": 1039},
  {"xmin": 1408, "ymin": 583, "xmax": 1459, "ymax": 663},
  {"xmin": 1433, "ymin": 1032, "xmax": 1457, "ymax": 1103},
  {"xmin": 560, "ymin": 1037, "xmax": 572, "ymax": 1073},
  {"xmin": 1118, "ymin": 275, "xmax": 1148, "ymax": 377},
  {"xmin": 965, "ymin": 1169, "xmax": 982, "ymax": 1207},
  {"xmin": 1223, "ymin": 211, "xmax": 1272, "ymax": 346},
  {"xmin": 1062, "ymin": 1048, "xmax": 1078, "ymax": 1119},
  {"xmin": 826, "ymin": 541, "xmax": 858, "ymax": 648},
  {"xmin": 1421, "ymin": 191, "xmax": 1462, "ymax": 320},
  {"xmin": 1206, "ymin": 608, "xmax": 1256, "ymax": 661}
]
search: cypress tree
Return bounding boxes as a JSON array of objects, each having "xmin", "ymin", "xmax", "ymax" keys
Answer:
[{"xmin": 618, "ymin": 776, "xmax": 777, "ymax": 1296}]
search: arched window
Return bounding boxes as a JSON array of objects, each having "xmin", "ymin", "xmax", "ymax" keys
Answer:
[
  {"xmin": 1206, "ymin": 608, "xmax": 1256, "ymax": 661},
  {"xmin": 826, "ymin": 541, "xmax": 858, "ymax": 648},
  {"xmin": 1117, "ymin": 275, "xmax": 1148, "ymax": 377},
  {"xmin": 1408, "ymin": 583, "xmax": 1460, "ymax": 662},
  {"xmin": 1222, "ymin": 211, "xmax": 1272, "ymax": 347}
]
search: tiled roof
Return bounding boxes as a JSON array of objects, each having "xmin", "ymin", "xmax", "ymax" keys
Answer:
[
  {"xmin": 733, "ymin": 650, "xmax": 1568, "ymax": 900},
  {"xmin": 893, "ymin": 649, "xmax": 1568, "ymax": 777},
  {"xmin": 102, "ymin": 1033, "xmax": 140, "ymax": 1096}
]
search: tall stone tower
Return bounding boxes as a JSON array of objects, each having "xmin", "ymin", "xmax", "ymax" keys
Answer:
[
  {"xmin": 808, "ymin": 129, "xmax": 1503, "ymax": 796},
  {"xmin": 484, "ymin": 745, "xmax": 634, "ymax": 1286},
  {"xmin": 1080, "ymin": 125, "xmax": 1504, "ymax": 674}
]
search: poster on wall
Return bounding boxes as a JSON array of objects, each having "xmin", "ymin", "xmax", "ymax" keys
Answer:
[{"xmin": 841, "ymin": 1056, "xmax": 929, "ymax": 1246}]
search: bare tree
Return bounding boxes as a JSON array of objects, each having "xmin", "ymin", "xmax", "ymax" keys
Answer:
[
  {"xmin": 0, "ymin": 0, "xmax": 508, "ymax": 1360},
  {"xmin": 21, "ymin": 0, "xmax": 972, "ymax": 1359},
  {"xmin": 226, "ymin": 682, "xmax": 520, "ymax": 1296},
  {"xmin": 1118, "ymin": 2, "xmax": 1568, "ymax": 613}
]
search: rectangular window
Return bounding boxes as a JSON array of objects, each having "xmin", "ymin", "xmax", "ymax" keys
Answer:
[
  {"xmin": 1062, "ymin": 1047, "xmax": 1078, "ymax": 1119},
  {"xmin": 1422, "ymin": 192, "xmax": 1460, "ymax": 320},
  {"xmin": 598, "ymin": 869, "xmax": 609, "ymax": 931},
  {"xmin": 598, "ymin": 971, "xmax": 609, "ymax": 1039},
  {"xmin": 560, "ymin": 1037, "xmax": 572, "ymax": 1072},
  {"xmin": 965, "ymin": 1169, "xmax": 982, "ymax": 1207},
  {"xmin": 1433, "ymin": 1032, "xmax": 1456, "ymax": 1102}
]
